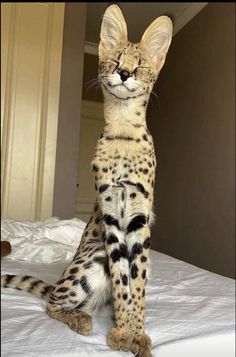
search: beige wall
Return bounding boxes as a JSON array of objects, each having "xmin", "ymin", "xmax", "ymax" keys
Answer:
[
  {"xmin": 82, "ymin": 53, "xmax": 103, "ymax": 102},
  {"xmin": 149, "ymin": 3, "xmax": 235, "ymax": 278},
  {"xmin": 53, "ymin": 3, "xmax": 86, "ymax": 218}
]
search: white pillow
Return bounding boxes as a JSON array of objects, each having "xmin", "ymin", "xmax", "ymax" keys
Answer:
[{"xmin": 1, "ymin": 217, "xmax": 86, "ymax": 263}]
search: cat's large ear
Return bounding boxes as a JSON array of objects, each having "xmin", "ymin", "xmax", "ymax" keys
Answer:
[
  {"xmin": 99, "ymin": 5, "xmax": 128, "ymax": 59},
  {"xmin": 139, "ymin": 16, "xmax": 173, "ymax": 72}
]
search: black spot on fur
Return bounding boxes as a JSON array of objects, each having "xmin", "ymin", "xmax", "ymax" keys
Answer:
[
  {"xmin": 57, "ymin": 278, "xmax": 66, "ymax": 285},
  {"xmin": 115, "ymin": 279, "xmax": 120, "ymax": 284},
  {"xmin": 105, "ymin": 196, "xmax": 112, "ymax": 201},
  {"xmin": 126, "ymin": 215, "xmax": 146, "ymax": 234},
  {"xmin": 130, "ymin": 192, "xmax": 136, "ymax": 198},
  {"xmin": 103, "ymin": 214, "xmax": 120, "ymax": 230},
  {"xmin": 141, "ymin": 255, "xmax": 147, "ymax": 262},
  {"xmin": 99, "ymin": 184, "xmax": 109, "ymax": 193},
  {"xmin": 29, "ymin": 280, "xmax": 41, "ymax": 291},
  {"xmin": 92, "ymin": 229, "xmax": 98, "ymax": 237},
  {"xmin": 84, "ymin": 261, "xmax": 92, "ymax": 269},
  {"xmin": 143, "ymin": 168, "xmax": 149, "ymax": 175},
  {"xmin": 75, "ymin": 299, "xmax": 87, "ymax": 310},
  {"xmin": 121, "ymin": 209, "xmax": 124, "ymax": 218},
  {"xmin": 102, "ymin": 167, "xmax": 108, "ymax": 173},
  {"xmin": 5, "ymin": 275, "xmax": 15, "ymax": 286},
  {"xmin": 129, "ymin": 243, "xmax": 143, "ymax": 263},
  {"xmin": 72, "ymin": 279, "xmax": 80, "ymax": 286},
  {"xmin": 131, "ymin": 264, "xmax": 138, "ymax": 279},
  {"xmin": 67, "ymin": 275, "xmax": 76, "ymax": 281},
  {"xmin": 119, "ymin": 243, "xmax": 128, "ymax": 259},
  {"xmin": 57, "ymin": 287, "xmax": 69, "ymax": 293},
  {"xmin": 95, "ymin": 216, "xmax": 101, "ymax": 224},
  {"xmin": 21, "ymin": 276, "xmax": 31, "ymax": 282},
  {"xmin": 142, "ymin": 270, "xmax": 146, "ymax": 279},
  {"xmin": 80, "ymin": 276, "xmax": 91, "ymax": 295},
  {"xmin": 110, "ymin": 249, "xmax": 120, "ymax": 263},
  {"xmin": 92, "ymin": 164, "xmax": 99, "ymax": 172},
  {"xmin": 123, "ymin": 293, "xmax": 128, "ymax": 300},
  {"xmin": 42, "ymin": 285, "xmax": 53, "ymax": 296},
  {"xmin": 136, "ymin": 111, "xmax": 141, "ymax": 116},
  {"xmin": 70, "ymin": 291, "xmax": 76, "ymax": 297},
  {"xmin": 143, "ymin": 237, "xmax": 151, "ymax": 249},
  {"xmin": 70, "ymin": 267, "xmax": 79, "ymax": 274},
  {"xmin": 106, "ymin": 233, "xmax": 119, "ymax": 245},
  {"xmin": 136, "ymin": 183, "xmax": 149, "ymax": 198},
  {"xmin": 121, "ymin": 274, "xmax": 128, "ymax": 286},
  {"xmin": 143, "ymin": 134, "xmax": 148, "ymax": 141}
]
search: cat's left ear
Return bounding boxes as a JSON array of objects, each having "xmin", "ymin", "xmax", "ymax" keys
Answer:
[
  {"xmin": 139, "ymin": 16, "xmax": 173, "ymax": 73},
  {"xmin": 99, "ymin": 5, "xmax": 128, "ymax": 59}
]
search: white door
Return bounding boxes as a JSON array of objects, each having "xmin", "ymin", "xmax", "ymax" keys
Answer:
[
  {"xmin": 76, "ymin": 100, "xmax": 104, "ymax": 222},
  {"xmin": 1, "ymin": 3, "xmax": 65, "ymax": 221}
]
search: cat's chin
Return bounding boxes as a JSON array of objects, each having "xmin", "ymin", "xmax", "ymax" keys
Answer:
[{"xmin": 102, "ymin": 83, "xmax": 144, "ymax": 100}]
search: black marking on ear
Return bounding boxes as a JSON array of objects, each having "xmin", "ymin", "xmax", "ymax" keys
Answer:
[
  {"xmin": 99, "ymin": 184, "xmax": 109, "ymax": 193},
  {"xmin": 126, "ymin": 214, "xmax": 146, "ymax": 234}
]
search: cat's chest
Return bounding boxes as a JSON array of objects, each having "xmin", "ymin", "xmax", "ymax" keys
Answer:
[{"xmin": 91, "ymin": 136, "xmax": 156, "ymax": 185}]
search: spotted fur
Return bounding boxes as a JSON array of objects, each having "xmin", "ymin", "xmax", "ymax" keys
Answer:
[{"xmin": 1, "ymin": 5, "xmax": 172, "ymax": 356}]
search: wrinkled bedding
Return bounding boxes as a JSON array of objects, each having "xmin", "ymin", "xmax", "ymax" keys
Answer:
[{"xmin": 1, "ymin": 219, "xmax": 235, "ymax": 357}]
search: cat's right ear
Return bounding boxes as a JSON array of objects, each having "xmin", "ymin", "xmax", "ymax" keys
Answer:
[{"xmin": 99, "ymin": 5, "xmax": 128, "ymax": 59}]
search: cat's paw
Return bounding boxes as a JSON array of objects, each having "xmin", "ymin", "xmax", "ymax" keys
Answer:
[
  {"xmin": 131, "ymin": 333, "xmax": 152, "ymax": 357},
  {"xmin": 68, "ymin": 311, "xmax": 92, "ymax": 335},
  {"xmin": 107, "ymin": 327, "xmax": 134, "ymax": 351}
]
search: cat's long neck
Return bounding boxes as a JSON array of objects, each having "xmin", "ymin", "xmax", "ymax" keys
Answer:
[{"xmin": 103, "ymin": 93, "xmax": 149, "ymax": 137}]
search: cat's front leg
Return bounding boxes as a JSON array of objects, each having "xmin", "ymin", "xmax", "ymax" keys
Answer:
[{"xmin": 98, "ymin": 184, "xmax": 135, "ymax": 351}]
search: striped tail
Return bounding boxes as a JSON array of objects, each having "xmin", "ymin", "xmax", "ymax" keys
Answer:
[{"xmin": 1, "ymin": 274, "xmax": 54, "ymax": 299}]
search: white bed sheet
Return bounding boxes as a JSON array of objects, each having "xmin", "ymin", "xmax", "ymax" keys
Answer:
[{"xmin": 1, "ymin": 250, "xmax": 235, "ymax": 357}]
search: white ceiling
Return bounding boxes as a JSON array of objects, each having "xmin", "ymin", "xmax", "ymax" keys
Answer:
[{"xmin": 85, "ymin": 2, "xmax": 208, "ymax": 54}]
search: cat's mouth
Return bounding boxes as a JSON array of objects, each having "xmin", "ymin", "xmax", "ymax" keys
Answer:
[{"xmin": 101, "ymin": 81, "xmax": 145, "ymax": 100}]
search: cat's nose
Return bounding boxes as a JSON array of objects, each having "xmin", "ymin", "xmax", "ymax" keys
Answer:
[{"xmin": 119, "ymin": 69, "xmax": 130, "ymax": 82}]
